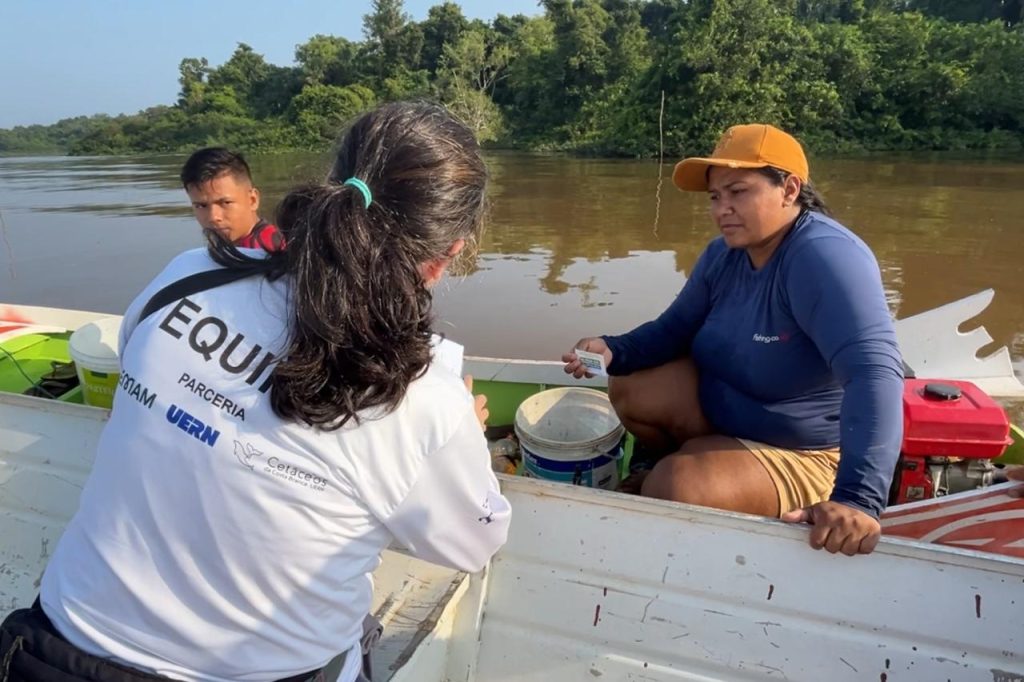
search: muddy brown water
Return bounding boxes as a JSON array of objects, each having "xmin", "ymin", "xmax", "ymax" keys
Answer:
[{"xmin": 2, "ymin": 151, "xmax": 1022, "ymax": 415}]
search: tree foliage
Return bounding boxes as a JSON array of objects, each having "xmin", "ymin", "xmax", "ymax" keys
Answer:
[{"xmin": 2, "ymin": 0, "xmax": 1022, "ymax": 157}]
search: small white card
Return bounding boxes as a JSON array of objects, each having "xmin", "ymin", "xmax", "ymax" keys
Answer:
[
  {"xmin": 431, "ymin": 334, "xmax": 464, "ymax": 376},
  {"xmin": 575, "ymin": 348, "xmax": 607, "ymax": 377}
]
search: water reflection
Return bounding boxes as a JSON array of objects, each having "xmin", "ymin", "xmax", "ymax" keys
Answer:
[{"xmin": 1, "ymin": 151, "xmax": 1022, "ymax": 374}]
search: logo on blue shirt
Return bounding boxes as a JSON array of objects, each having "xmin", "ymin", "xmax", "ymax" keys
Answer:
[{"xmin": 752, "ymin": 332, "xmax": 791, "ymax": 344}]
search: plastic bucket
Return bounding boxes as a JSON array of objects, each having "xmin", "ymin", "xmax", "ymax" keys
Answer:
[
  {"xmin": 68, "ymin": 317, "xmax": 122, "ymax": 408},
  {"xmin": 514, "ymin": 387, "xmax": 625, "ymax": 490}
]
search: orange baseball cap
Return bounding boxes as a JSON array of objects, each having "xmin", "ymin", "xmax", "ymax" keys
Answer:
[{"xmin": 672, "ymin": 124, "xmax": 809, "ymax": 192}]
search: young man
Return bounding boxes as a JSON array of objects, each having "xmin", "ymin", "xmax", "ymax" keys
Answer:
[{"xmin": 180, "ymin": 147, "xmax": 284, "ymax": 251}]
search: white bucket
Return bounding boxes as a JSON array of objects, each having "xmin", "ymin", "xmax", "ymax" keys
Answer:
[
  {"xmin": 514, "ymin": 387, "xmax": 625, "ymax": 490},
  {"xmin": 68, "ymin": 317, "xmax": 122, "ymax": 408}
]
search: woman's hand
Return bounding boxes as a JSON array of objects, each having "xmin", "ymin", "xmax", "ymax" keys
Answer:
[
  {"xmin": 562, "ymin": 337, "xmax": 613, "ymax": 379},
  {"xmin": 781, "ymin": 500, "xmax": 881, "ymax": 556},
  {"xmin": 463, "ymin": 375, "xmax": 489, "ymax": 431}
]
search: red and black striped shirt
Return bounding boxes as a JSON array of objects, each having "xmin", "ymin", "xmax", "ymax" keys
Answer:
[{"xmin": 235, "ymin": 219, "xmax": 284, "ymax": 252}]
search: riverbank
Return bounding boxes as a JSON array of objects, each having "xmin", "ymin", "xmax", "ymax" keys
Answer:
[{"xmin": 3, "ymin": 2, "xmax": 1023, "ymax": 160}]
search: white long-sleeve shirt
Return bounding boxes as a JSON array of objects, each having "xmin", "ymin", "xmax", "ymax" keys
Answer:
[{"xmin": 40, "ymin": 248, "xmax": 511, "ymax": 682}]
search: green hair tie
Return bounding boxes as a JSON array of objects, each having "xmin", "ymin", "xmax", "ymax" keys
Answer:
[{"xmin": 343, "ymin": 177, "xmax": 373, "ymax": 208}]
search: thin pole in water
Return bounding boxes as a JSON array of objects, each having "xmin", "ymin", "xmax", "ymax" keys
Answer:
[{"xmin": 653, "ymin": 90, "xmax": 665, "ymax": 237}]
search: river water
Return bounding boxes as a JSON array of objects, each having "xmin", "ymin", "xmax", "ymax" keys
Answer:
[{"xmin": 1, "ymin": 151, "xmax": 1022, "ymax": 378}]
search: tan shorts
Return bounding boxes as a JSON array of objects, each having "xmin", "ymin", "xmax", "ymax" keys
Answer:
[{"xmin": 738, "ymin": 439, "xmax": 841, "ymax": 516}]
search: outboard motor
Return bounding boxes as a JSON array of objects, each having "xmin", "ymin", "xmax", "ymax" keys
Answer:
[{"xmin": 890, "ymin": 379, "xmax": 1012, "ymax": 505}]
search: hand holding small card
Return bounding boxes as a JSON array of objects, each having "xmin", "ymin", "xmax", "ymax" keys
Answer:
[{"xmin": 574, "ymin": 348, "xmax": 607, "ymax": 377}]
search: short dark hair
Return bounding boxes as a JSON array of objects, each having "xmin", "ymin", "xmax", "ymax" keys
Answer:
[{"xmin": 180, "ymin": 147, "xmax": 253, "ymax": 189}]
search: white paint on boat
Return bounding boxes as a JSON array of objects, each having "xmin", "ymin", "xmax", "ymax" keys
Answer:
[
  {"xmin": 470, "ymin": 476, "xmax": 1024, "ymax": 681},
  {"xmin": 894, "ymin": 288, "xmax": 1024, "ymax": 397}
]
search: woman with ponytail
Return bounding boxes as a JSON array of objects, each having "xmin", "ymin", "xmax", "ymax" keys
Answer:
[
  {"xmin": 564, "ymin": 124, "xmax": 904, "ymax": 558},
  {"xmin": 6, "ymin": 102, "xmax": 509, "ymax": 682}
]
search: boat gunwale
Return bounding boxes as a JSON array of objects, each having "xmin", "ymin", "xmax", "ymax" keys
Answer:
[{"xmin": 497, "ymin": 474, "xmax": 1024, "ymax": 573}]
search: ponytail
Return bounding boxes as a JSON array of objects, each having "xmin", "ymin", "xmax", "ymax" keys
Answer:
[
  {"xmin": 269, "ymin": 183, "xmax": 433, "ymax": 428},
  {"xmin": 756, "ymin": 166, "xmax": 833, "ymax": 218},
  {"xmin": 206, "ymin": 101, "xmax": 487, "ymax": 429}
]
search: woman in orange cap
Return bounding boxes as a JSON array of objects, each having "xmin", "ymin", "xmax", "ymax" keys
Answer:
[{"xmin": 564, "ymin": 124, "xmax": 904, "ymax": 556}]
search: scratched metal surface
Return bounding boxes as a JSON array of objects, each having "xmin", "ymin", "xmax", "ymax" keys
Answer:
[
  {"xmin": 476, "ymin": 476, "xmax": 1024, "ymax": 681},
  {"xmin": 0, "ymin": 394, "xmax": 101, "ymax": 613}
]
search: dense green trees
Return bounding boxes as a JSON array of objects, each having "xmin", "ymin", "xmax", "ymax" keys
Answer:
[{"xmin": 2, "ymin": 0, "xmax": 1022, "ymax": 157}]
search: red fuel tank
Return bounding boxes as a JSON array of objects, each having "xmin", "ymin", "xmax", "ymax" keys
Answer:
[{"xmin": 901, "ymin": 379, "xmax": 1011, "ymax": 459}]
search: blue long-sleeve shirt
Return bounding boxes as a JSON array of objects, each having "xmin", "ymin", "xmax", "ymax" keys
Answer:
[{"xmin": 604, "ymin": 211, "xmax": 904, "ymax": 517}]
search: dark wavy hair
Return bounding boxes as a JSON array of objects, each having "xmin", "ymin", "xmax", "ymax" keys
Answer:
[
  {"xmin": 205, "ymin": 101, "xmax": 488, "ymax": 429},
  {"xmin": 756, "ymin": 166, "xmax": 832, "ymax": 217}
]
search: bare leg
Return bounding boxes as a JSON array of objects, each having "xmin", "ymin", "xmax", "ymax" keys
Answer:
[
  {"xmin": 641, "ymin": 436, "xmax": 781, "ymax": 517},
  {"xmin": 608, "ymin": 356, "xmax": 712, "ymax": 454}
]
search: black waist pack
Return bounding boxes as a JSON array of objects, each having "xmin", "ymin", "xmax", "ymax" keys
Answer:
[{"xmin": 0, "ymin": 601, "xmax": 318, "ymax": 682}]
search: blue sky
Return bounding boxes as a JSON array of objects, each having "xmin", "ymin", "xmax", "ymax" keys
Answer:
[{"xmin": 0, "ymin": 0, "xmax": 542, "ymax": 128}]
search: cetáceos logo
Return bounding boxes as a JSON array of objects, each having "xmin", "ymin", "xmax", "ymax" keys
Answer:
[
  {"xmin": 265, "ymin": 456, "xmax": 328, "ymax": 491},
  {"xmin": 234, "ymin": 440, "xmax": 263, "ymax": 470}
]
